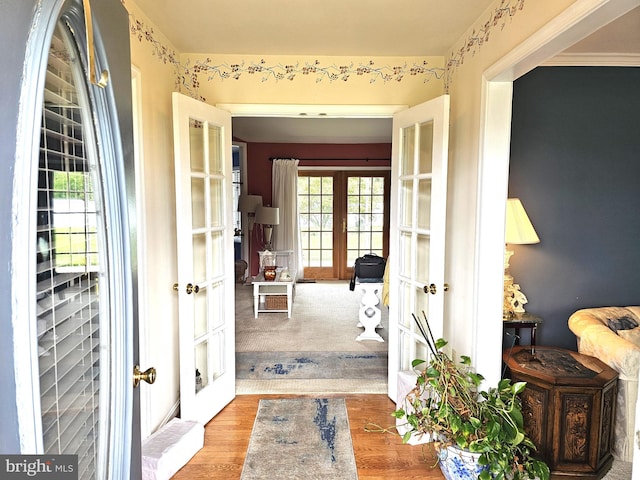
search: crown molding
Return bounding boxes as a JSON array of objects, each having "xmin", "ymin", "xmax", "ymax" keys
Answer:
[{"xmin": 543, "ymin": 52, "xmax": 640, "ymax": 66}]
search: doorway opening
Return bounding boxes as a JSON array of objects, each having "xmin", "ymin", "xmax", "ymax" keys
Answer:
[{"xmin": 229, "ymin": 110, "xmax": 396, "ymax": 394}]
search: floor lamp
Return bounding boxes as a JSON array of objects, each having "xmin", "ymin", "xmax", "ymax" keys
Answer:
[{"xmin": 238, "ymin": 194, "xmax": 262, "ymax": 280}]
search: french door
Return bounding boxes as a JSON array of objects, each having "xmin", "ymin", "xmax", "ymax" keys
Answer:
[
  {"xmin": 298, "ymin": 171, "xmax": 390, "ymax": 280},
  {"xmin": 387, "ymin": 95, "xmax": 450, "ymax": 401},
  {"xmin": 172, "ymin": 92, "xmax": 235, "ymax": 425}
]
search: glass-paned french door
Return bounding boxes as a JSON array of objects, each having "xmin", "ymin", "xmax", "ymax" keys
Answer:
[
  {"xmin": 387, "ymin": 96, "xmax": 449, "ymax": 402},
  {"xmin": 172, "ymin": 92, "xmax": 235, "ymax": 426},
  {"xmin": 298, "ymin": 175, "xmax": 334, "ymax": 278},
  {"xmin": 298, "ymin": 171, "xmax": 389, "ymax": 280}
]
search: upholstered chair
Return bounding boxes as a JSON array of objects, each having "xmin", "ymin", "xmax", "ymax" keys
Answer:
[{"xmin": 568, "ymin": 306, "xmax": 640, "ymax": 462}]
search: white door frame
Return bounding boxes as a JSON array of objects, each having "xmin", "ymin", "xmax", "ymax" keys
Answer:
[
  {"xmin": 233, "ymin": 141, "xmax": 251, "ymax": 273},
  {"xmin": 218, "ymin": 104, "xmax": 407, "ymax": 118},
  {"xmin": 474, "ymin": 0, "xmax": 640, "ymax": 384}
]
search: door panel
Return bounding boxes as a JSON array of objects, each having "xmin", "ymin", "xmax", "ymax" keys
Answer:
[
  {"xmin": 172, "ymin": 92, "xmax": 235, "ymax": 425},
  {"xmin": 21, "ymin": 1, "xmax": 138, "ymax": 478},
  {"xmin": 388, "ymin": 95, "xmax": 450, "ymax": 401},
  {"xmin": 345, "ymin": 173, "xmax": 389, "ymax": 277},
  {"xmin": 298, "ymin": 174, "xmax": 335, "ymax": 279}
]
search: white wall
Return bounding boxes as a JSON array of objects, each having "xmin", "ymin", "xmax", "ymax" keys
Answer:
[{"xmin": 127, "ymin": 0, "xmax": 183, "ymax": 435}]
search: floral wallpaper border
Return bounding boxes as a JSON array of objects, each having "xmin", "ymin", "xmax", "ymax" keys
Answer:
[
  {"xmin": 445, "ymin": 0, "xmax": 525, "ymax": 90},
  {"xmin": 125, "ymin": 0, "xmax": 526, "ymax": 99}
]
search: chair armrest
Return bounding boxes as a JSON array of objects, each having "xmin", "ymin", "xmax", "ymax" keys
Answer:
[{"xmin": 569, "ymin": 311, "xmax": 640, "ymax": 380}]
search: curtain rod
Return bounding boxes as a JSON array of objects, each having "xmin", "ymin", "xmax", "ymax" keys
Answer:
[{"xmin": 269, "ymin": 157, "xmax": 390, "ymax": 162}]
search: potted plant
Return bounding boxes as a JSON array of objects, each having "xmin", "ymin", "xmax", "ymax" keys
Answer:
[{"xmin": 391, "ymin": 314, "xmax": 550, "ymax": 480}]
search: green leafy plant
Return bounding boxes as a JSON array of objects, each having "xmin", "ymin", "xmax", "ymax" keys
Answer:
[{"xmin": 392, "ymin": 315, "xmax": 550, "ymax": 480}]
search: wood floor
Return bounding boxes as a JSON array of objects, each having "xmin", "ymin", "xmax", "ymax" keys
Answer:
[{"xmin": 172, "ymin": 394, "xmax": 445, "ymax": 479}]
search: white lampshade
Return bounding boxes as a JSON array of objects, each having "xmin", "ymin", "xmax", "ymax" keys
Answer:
[
  {"xmin": 505, "ymin": 198, "xmax": 540, "ymax": 245},
  {"xmin": 238, "ymin": 194, "xmax": 263, "ymax": 213},
  {"xmin": 255, "ymin": 206, "xmax": 280, "ymax": 226}
]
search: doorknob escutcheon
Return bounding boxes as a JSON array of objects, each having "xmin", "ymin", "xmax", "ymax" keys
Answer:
[{"xmin": 133, "ymin": 365, "xmax": 156, "ymax": 388}]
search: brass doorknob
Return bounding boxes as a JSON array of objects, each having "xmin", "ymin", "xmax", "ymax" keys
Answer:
[
  {"xmin": 133, "ymin": 365, "xmax": 157, "ymax": 388},
  {"xmin": 424, "ymin": 284, "xmax": 437, "ymax": 295},
  {"xmin": 173, "ymin": 283, "xmax": 200, "ymax": 294},
  {"xmin": 422, "ymin": 283, "xmax": 450, "ymax": 295}
]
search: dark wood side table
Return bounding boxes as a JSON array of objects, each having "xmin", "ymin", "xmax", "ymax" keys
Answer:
[
  {"xmin": 503, "ymin": 346, "xmax": 617, "ymax": 479},
  {"xmin": 503, "ymin": 312, "xmax": 542, "ymax": 355}
]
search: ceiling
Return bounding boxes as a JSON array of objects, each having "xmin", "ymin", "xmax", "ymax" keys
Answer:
[
  {"xmin": 132, "ymin": 0, "xmax": 497, "ymax": 56},
  {"xmin": 133, "ymin": 1, "xmax": 640, "ymax": 144}
]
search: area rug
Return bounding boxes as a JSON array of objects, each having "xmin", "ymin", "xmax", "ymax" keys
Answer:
[
  {"xmin": 237, "ymin": 351, "xmax": 387, "ymax": 380},
  {"xmin": 240, "ymin": 398, "xmax": 358, "ymax": 480}
]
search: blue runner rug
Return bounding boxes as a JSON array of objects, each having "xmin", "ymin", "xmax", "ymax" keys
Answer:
[
  {"xmin": 240, "ymin": 398, "xmax": 358, "ymax": 480},
  {"xmin": 236, "ymin": 351, "xmax": 387, "ymax": 380}
]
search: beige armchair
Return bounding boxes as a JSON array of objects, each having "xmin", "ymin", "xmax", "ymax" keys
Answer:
[{"xmin": 568, "ymin": 306, "xmax": 640, "ymax": 462}]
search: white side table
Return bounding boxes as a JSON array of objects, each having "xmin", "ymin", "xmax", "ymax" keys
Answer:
[
  {"xmin": 356, "ymin": 282, "xmax": 384, "ymax": 342},
  {"xmin": 252, "ymin": 270, "xmax": 296, "ymax": 318}
]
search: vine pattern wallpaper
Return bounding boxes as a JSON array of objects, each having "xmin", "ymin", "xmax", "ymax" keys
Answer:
[
  {"xmin": 125, "ymin": 0, "xmax": 526, "ymax": 99},
  {"xmin": 444, "ymin": 0, "xmax": 525, "ymax": 89}
]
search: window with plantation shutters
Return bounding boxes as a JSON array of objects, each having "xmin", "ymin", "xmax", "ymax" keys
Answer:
[{"xmin": 36, "ymin": 22, "xmax": 106, "ymax": 479}]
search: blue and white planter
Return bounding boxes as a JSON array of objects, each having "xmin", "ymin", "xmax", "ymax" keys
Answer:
[{"xmin": 438, "ymin": 445, "xmax": 488, "ymax": 480}]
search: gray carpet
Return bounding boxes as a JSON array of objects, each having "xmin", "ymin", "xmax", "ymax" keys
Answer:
[
  {"xmin": 235, "ymin": 280, "xmax": 388, "ymax": 394},
  {"xmin": 602, "ymin": 459, "xmax": 632, "ymax": 480},
  {"xmin": 235, "ymin": 280, "xmax": 388, "ymax": 352},
  {"xmin": 240, "ymin": 398, "xmax": 358, "ymax": 480}
]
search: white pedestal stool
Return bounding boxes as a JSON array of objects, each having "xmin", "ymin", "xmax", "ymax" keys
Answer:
[{"xmin": 356, "ymin": 283, "xmax": 384, "ymax": 342}]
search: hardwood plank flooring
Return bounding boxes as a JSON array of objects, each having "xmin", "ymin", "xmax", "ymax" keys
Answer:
[{"xmin": 172, "ymin": 394, "xmax": 444, "ymax": 479}]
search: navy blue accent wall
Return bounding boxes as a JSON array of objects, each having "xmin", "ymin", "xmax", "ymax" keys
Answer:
[{"xmin": 509, "ymin": 67, "xmax": 640, "ymax": 350}]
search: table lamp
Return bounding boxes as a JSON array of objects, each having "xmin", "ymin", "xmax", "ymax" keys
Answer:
[
  {"xmin": 255, "ymin": 205, "xmax": 280, "ymax": 251},
  {"xmin": 504, "ymin": 198, "xmax": 540, "ymax": 318},
  {"xmin": 238, "ymin": 194, "xmax": 263, "ymax": 278}
]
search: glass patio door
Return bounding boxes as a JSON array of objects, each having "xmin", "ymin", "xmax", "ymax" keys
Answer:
[
  {"xmin": 387, "ymin": 95, "xmax": 450, "ymax": 401},
  {"xmin": 298, "ymin": 171, "xmax": 389, "ymax": 280}
]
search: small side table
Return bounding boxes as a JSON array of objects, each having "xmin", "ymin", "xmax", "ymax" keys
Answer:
[
  {"xmin": 252, "ymin": 270, "xmax": 296, "ymax": 318},
  {"xmin": 503, "ymin": 312, "xmax": 542, "ymax": 355},
  {"xmin": 503, "ymin": 346, "xmax": 617, "ymax": 479}
]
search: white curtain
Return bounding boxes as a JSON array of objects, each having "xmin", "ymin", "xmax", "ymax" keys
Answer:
[{"xmin": 272, "ymin": 158, "xmax": 304, "ymax": 280}]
